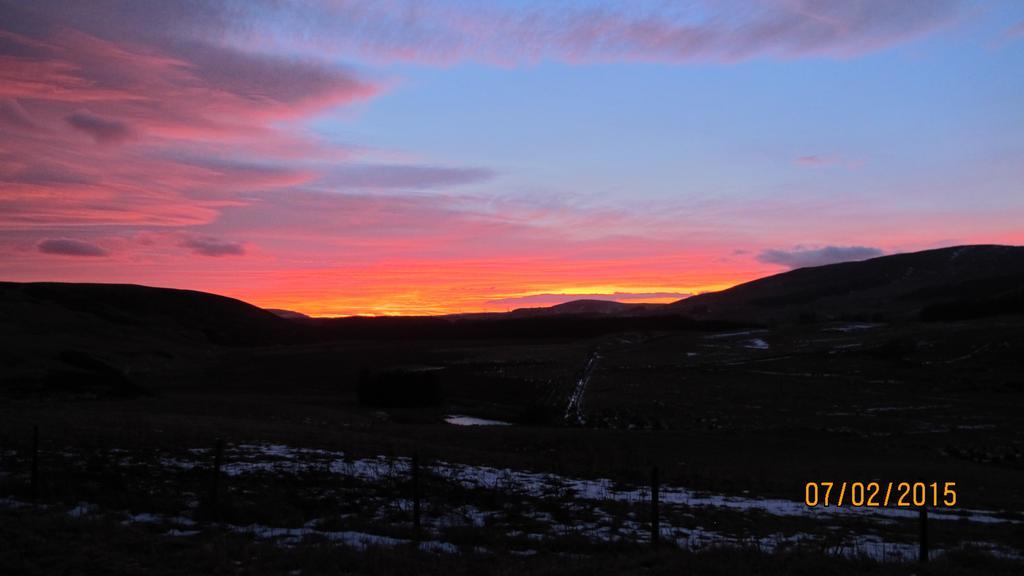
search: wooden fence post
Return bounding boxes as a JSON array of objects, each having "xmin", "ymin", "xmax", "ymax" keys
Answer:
[
  {"xmin": 211, "ymin": 439, "xmax": 224, "ymax": 521},
  {"xmin": 412, "ymin": 452, "xmax": 421, "ymax": 542},
  {"xmin": 30, "ymin": 424, "xmax": 39, "ymax": 501},
  {"xmin": 919, "ymin": 506, "xmax": 928, "ymax": 564},
  {"xmin": 651, "ymin": 465, "xmax": 660, "ymax": 550}
]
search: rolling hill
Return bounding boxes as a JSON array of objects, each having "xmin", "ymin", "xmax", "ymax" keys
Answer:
[
  {"xmin": 0, "ymin": 282, "xmax": 298, "ymax": 394},
  {"xmin": 665, "ymin": 244, "xmax": 1024, "ymax": 323},
  {"xmin": 2, "ymin": 244, "xmax": 1022, "ymax": 394}
]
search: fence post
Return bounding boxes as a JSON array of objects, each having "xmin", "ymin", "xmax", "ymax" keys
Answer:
[
  {"xmin": 919, "ymin": 506, "xmax": 928, "ymax": 564},
  {"xmin": 30, "ymin": 424, "xmax": 39, "ymax": 501},
  {"xmin": 412, "ymin": 452, "xmax": 421, "ymax": 542},
  {"xmin": 651, "ymin": 465, "xmax": 660, "ymax": 550},
  {"xmin": 211, "ymin": 439, "xmax": 224, "ymax": 521}
]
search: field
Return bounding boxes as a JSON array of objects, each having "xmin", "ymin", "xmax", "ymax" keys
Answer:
[{"xmin": 1, "ymin": 315, "xmax": 1022, "ymax": 574}]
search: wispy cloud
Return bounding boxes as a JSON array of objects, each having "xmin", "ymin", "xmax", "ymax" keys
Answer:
[
  {"xmin": 180, "ymin": 236, "xmax": 246, "ymax": 257},
  {"xmin": 0, "ymin": 98, "xmax": 39, "ymax": 131},
  {"xmin": 6, "ymin": 1, "xmax": 961, "ymax": 67},
  {"xmin": 219, "ymin": 0, "xmax": 962, "ymax": 65},
  {"xmin": 37, "ymin": 238, "xmax": 109, "ymax": 257},
  {"xmin": 757, "ymin": 245, "xmax": 884, "ymax": 268},
  {"xmin": 320, "ymin": 164, "xmax": 495, "ymax": 190},
  {"xmin": 65, "ymin": 110, "xmax": 135, "ymax": 144},
  {"xmin": 795, "ymin": 155, "xmax": 834, "ymax": 165},
  {"xmin": 0, "ymin": 3, "xmax": 425, "ymax": 233},
  {"xmin": 1005, "ymin": 21, "xmax": 1024, "ymax": 39},
  {"xmin": 794, "ymin": 154, "xmax": 863, "ymax": 169}
]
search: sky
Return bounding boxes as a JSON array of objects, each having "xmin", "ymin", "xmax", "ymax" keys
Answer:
[{"xmin": 1, "ymin": 0, "xmax": 1022, "ymax": 316}]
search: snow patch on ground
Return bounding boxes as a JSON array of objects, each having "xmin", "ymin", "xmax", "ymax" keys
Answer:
[
  {"xmin": 4, "ymin": 442, "xmax": 1020, "ymax": 561},
  {"xmin": 227, "ymin": 523, "xmax": 458, "ymax": 552},
  {"xmin": 704, "ymin": 330, "xmax": 769, "ymax": 340},
  {"xmin": 827, "ymin": 323, "xmax": 882, "ymax": 333},
  {"xmin": 149, "ymin": 443, "xmax": 1021, "ymax": 527},
  {"xmin": 445, "ymin": 415, "xmax": 513, "ymax": 427}
]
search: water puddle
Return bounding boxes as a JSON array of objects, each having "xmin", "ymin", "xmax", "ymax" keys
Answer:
[{"xmin": 445, "ymin": 415, "xmax": 513, "ymax": 427}]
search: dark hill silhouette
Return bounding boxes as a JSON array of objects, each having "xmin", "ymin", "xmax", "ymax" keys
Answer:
[
  {"xmin": 666, "ymin": 245, "xmax": 1024, "ymax": 323},
  {"xmin": 0, "ymin": 282, "xmax": 298, "ymax": 395},
  {"xmin": 266, "ymin": 308, "xmax": 312, "ymax": 320},
  {"xmin": 0, "ymin": 282, "xmax": 294, "ymax": 345},
  {"xmin": 2, "ymin": 244, "xmax": 1022, "ymax": 395},
  {"xmin": 0, "ymin": 282, "xmax": 736, "ymax": 395},
  {"xmin": 312, "ymin": 313, "xmax": 735, "ymax": 340}
]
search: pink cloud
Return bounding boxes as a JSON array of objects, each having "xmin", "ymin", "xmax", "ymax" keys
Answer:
[
  {"xmin": 0, "ymin": 17, "xmax": 378, "ymax": 142},
  {"xmin": 0, "ymin": 5, "xmax": 383, "ymax": 234}
]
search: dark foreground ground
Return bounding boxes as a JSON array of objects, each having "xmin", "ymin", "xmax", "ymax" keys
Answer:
[{"xmin": 1, "ymin": 316, "xmax": 1022, "ymax": 574}]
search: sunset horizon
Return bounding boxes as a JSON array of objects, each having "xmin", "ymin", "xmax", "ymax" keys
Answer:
[{"xmin": 3, "ymin": 1, "xmax": 1023, "ymax": 313}]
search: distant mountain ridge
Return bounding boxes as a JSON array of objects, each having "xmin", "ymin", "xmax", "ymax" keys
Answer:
[
  {"xmin": 455, "ymin": 245, "xmax": 1024, "ymax": 322},
  {"xmin": 2, "ymin": 244, "xmax": 1022, "ymax": 394},
  {"xmin": 4, "ymin": 245, "xmax": 1022, "ymax": 328},
  {"xmin": 665, "ymin": 244, "xmax": 1024, "ymax": 322},
  {"xmin": 505, "ymin": 299, "xmax": 658, "ymax": 317}
]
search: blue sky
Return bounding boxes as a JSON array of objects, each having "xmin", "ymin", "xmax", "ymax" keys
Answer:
[{"xmin": 338, "ymin": 7, "xmax": 1023, "ymax": 214}]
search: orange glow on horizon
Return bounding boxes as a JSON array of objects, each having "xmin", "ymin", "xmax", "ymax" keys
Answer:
[
  {"xmin": 3, "ymin": 3, "xmax": 1023, "ymax": 325},
  {"xmin": 240, "ymin": 280, "xmax": 747, "ymax": 317}
]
